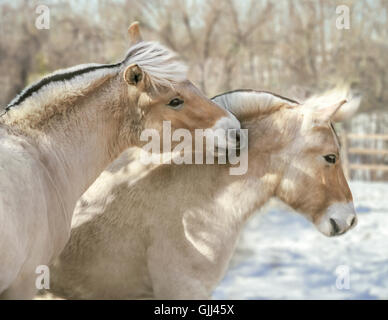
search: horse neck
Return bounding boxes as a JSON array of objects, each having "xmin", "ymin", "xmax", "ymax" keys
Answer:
[
  {"xmin": 210, "ymin": 155, "xmax": 280, "ymax": 228},
  {"xmin": 170, "ymin": 112, "xmax": 293, "ymax": 277},
  {"xmin": 24, "ymin": 76, "xmax": 129, "ymax": 216},
  {"xmin": 185, "ymin": 110, "xmax": 298, "ymax": 253},
  {"xmin": 174, "ymin": 153, "xmax": 278, "ymax": 246},
  {"xmin": 217, "ymin": 114, "xmax": 294, "ymax": 219}
]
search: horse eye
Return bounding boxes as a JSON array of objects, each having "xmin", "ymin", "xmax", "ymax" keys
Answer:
[
  {"xmin": 167, "ymin": 98, "xmax": 184, "ymax": 109},
  {"xmin": 324, "ymin": 154, "xmax": 337, "ymax": 164}
]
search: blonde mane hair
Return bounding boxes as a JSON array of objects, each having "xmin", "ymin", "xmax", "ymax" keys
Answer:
[
  {"xmin": 124, "ymin": 41, "xmax": 187, "ymax": 88},
  {"xmin": 212, "ymin": 90, "xmax": 299, "ymax": 119},
  {"xmin": 1, "ymin": 41, "xmax": 187, "ymax": 126},
  {"xmin": 212, "ymin": 88, "xmax": 360, "ymax": 122},
  {"xmin": 301, "ymin": 88, "xmax": 361, "ymax": 121}
]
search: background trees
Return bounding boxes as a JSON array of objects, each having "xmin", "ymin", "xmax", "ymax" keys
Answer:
[{"xmin": 0, "ymin": 0, "xmax": 387, "ymax": 179}]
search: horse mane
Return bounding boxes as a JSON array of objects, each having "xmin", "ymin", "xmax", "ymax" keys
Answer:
[
  {"xmin": 3, "ymin": 41, "xmax": 187, "ymax": 115},
  {"xmin": 211, "ymin": 88, "xmax": 360, "ymax": 123},
  {"xmin": 123, "ymin": 41, "xmax": 187, "ymax": 89},
  {"xmin": 211, "ymin": 89, "xmax": 299, "ymax": 118},
  {"xmin": 301, "ymin": 87, "xmax": 361, "ymax": 117}
]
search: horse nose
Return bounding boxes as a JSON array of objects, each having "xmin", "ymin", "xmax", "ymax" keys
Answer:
[
  {"xmin": 228, "ymin": 129, "xmax": 240, "ymax": 143},
  {"xmin": 209, "ymin": 113, "xmax": 241, "ymax": 153},
  {"xmin": 348, "ymin": 214, "xmax": 358, "ymax": 229},
  {"xmin": 228, "ymin": 129, "xmax": 240, "ymax": 149},
  {"xmin": 329, "ymin": 213, "xmax": 357, "ymax": 236},
  {"xmin": 316, "ymin": 202, "xmax": 358, "ymax": 237},
  {"xmin": 329, "ymin": 218, "xmax": 341, "ymax": 236},
  {"xmin": 214, "ymin": 112, "xmax": 240, "ymax": 132},
  {"xmin": 228, "ymin": 128, "xmax": 248, "ymax": 152}
]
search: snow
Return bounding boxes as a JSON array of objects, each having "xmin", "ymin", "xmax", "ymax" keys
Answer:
[{"xmin": 213, "ymin": 181, "xmax": 388, "ymax": 300}]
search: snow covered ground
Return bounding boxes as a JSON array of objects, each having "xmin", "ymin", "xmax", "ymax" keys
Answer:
[{"xmin": 213, "ymin": 181, "xmax": 388, "ymax": 300}]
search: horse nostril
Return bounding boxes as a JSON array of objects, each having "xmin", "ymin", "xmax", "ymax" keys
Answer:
[
  {"xmin": 330, "ymin": 218, "xmax": 340, "ymax": 235},
  {"xmin": 228, "ymin": 130, "xmax": 240, "ymax": 142},
  {"xmin": 228, "ymin": 130, "xmax": 241, "ymax": 153},
  {"xmin": 350, "ymin": 216, "xmax": 356, "ymax": 228},
  {"xmin": 235, "ymin": 131, "xmax": 241, "ymax": 150}
]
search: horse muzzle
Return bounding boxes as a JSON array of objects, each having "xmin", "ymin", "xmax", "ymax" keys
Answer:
[
  {"xmin": 208, "ymin": 112, "xmax": 246, "ymax": 154},
  {"xmin": 316, "ymin": 202, "xmax": 358, "ymax": 237}
]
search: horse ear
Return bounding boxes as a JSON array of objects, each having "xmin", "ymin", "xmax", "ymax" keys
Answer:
[
  {"xmin": 128, "ymin": 21, "xmax": 143, "ymax": 45},
  {"xmin": 315, "ymin": 100, "xmax": 347, "ymax": 123},
  {"xmin": 124, "ymin": 64, "xmax": 143, "ymax": 86},
  {"xmin": 331, "ymin": 95, "xmax": 361, "ymax": 122}
]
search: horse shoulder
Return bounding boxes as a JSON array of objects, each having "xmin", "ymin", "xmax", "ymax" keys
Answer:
[{"xmin": 0, "ymin": 132, "xmax": 54, "ymax": 293}]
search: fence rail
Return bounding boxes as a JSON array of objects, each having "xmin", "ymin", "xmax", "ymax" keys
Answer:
[
  {"xmin": 348, "ymin": 148, "xmax": 388, "ymax": 156},
  {"xmin": 346, "ymin": 134, "xmax": 388, "ymax": 141},
  {"xmin": 341, "ymin": 132, "xmax": 388, "ymax": 179}
]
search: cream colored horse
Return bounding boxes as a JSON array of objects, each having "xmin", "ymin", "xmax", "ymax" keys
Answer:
[
  {"xmin": 0, "ymin": 24, "xmax": 240, "ymax": 299},
  {"xmin": 47, "ymin": 89, "xmax": 360, "ymax": 299}
]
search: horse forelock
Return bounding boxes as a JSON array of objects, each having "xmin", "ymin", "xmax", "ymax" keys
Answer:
[
  {"xmin": 123, "ymin": 41, "xmax": 188, "ymax": 89},
  {"xmin": 300, "ymin": 87, "xmax": 351, "ymax": 111}
]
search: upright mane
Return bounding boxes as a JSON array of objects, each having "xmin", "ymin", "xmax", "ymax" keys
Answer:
[
  {"xmin": 122, "ymin": 41, "xmax": 187, "ymax": 88},
  {"xmin": 2, "ymin": 41, "xmax": 187, "ymax": 117},
  {"xmin": 211, "ymin": 89, "xmax": 299, "ymax": 118},
  {"xmin": 301, "ymin": 87, "xmax": 361, "ymax": 119}
]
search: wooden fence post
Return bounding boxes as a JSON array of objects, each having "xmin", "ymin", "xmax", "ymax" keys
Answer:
[
  {"xmin": 341, "ymin": 129, "xmax": 350, "ymax": 180},
  {"xmin": 343, "ymin": 133, "xmax": 388, "ymax": 181}
]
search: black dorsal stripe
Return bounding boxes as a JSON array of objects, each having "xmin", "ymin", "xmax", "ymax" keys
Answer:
[
  {"xmin": 6, "ymin": 62, "xmax": 122, "ymax": 110},
  {"xmin": 211, "ymin": 89, "xmax": 300, "ymax": 105}
]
